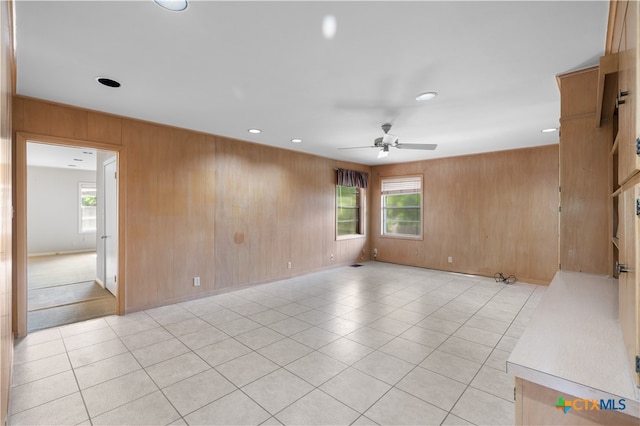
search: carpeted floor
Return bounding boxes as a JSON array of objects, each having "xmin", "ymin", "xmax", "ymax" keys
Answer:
[
  {"xmin": 27, "ymin": 252, "xmax": 116, "ymax": 332},
  {"xmin": 28, "ymin": 252, "xmax": 98, "ymax": 289}
]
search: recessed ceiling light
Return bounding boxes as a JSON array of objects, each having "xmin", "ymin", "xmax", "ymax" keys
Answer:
[
  {"xmin": 248, "ymin": 128, "xmax": 262, "ymax": 134},
  {"xmin": 416, "ymin": 92, "xmax": 438, "ymax": 102},
  {"xmin": 96, "ymin": 77, "xmax": 121, "ymax": 88},
  {"xmin": 322, "ymin": 15, "xmax": 337, "ymax": 39},
  {"xmin": 291, "ymin": 138, "xmax": 303, "ymax": 143},
  {"xmin": 153, "ymin": 0, "xmax": 188, "ymax": 12},
  {"xmin": 541, "ymin": 128, "xmax": 558, "ymax": 133}
]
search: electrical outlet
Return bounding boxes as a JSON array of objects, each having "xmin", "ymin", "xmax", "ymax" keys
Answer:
[
  {"xmin": 373, "ymin": 248, "xmax": 378, "ymax": 257},
  {"xmin": 330, "ymin": 254, "xmax": 334, "ymax": 261},
  {"xmin": 193, "ymin": 276, "xmax": 200, "ymax": 287},
  {"xmin": 447, "ymin": 256, "xmax": 453, "ymax": 264},
  {"xmin": 287, "ymin": 261, "xmax": 292, "ymax": 269}
]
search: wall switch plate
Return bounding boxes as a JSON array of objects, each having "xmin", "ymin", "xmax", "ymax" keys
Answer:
[
  {"xmin": 447, "ymin": 256, "xmax": 453, "ymax": 263},
  {"xmin": 193, "ymin": 276, "xmax": 200, "ymax": 286}
]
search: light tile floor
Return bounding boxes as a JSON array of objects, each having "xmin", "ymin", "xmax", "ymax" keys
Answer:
[{"xmin": 9, "ymin": 262, "xmax": 545, "ymax": 425}]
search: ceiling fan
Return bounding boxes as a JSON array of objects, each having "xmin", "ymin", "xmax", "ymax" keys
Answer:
[{"xmin": 339, "ymin": 123, "xmax": 437, "ymax": 158}]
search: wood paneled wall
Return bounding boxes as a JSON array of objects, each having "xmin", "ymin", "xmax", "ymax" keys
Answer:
[
  {"xmin": 12, "ymin": 96, "xmax": 370, "ymax": 314},
  {"xmin": 0, "ymin": 1, "xmax": 15, "ymax": 424},
  {"xmin": 370, "ymin": 145, "xmax": 559, "ymax": 284},
  {"xmin": 557, "ymin": 67, "xmax": 611, "ymax": 275},
  {"xmin": 0, "ymin": 1, "xmax": 12, "ymax": 424}
]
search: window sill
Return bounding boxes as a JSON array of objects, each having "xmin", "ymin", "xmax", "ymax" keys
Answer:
[
  {"xmin": 380, "ymin": 234, "xmax": 423, "ymax": 241},
  {"xmin": 337, "ymin": 234, "xmax": 366, "ymax": 241}
]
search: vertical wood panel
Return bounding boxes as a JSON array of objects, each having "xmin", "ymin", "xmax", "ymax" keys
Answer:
[
  {"xmin": 558, "ymin": 67, "xmax": 611, "ymax": 275},
  {"xmin": 122, "ymin": 122, "xmax": 218, "ymax": 309},
  {"xmin": 559, "ymin": 117, "xmax": 610, "ymax": 273},
  {"xmin": 0, "ymin": 1, "xmax": 12, "ymax": 423},
  {"xmin": 21, "ymin": 98, "xmax": 88, "ymax": 140},
  {"xmin": 559, "ymin": 67, "xmax": 599, "ymax": 118},
  {"xmin": 617, "ymin": 182, "xmax": 639, "ymax": 386},
  {"xmin": 87, "ymin": 111, "xmax": 122, "ymax": 145}
]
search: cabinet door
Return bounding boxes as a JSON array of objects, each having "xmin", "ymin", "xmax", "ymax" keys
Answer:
[
  {"xmin": 618, "ymin": 184, "xmax": 639, "ymax": 386},
  {"xmin": 617, "ymin": 1, "xmax": 638, "ymax": 185},
  {"xmin": 617, "ymin": 48, "xmax": 638, "ymax": 184}
]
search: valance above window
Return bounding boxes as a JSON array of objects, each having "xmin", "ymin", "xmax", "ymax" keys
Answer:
[{"xmin": 336, "ymin": 168, "xmax": 369, "ymax": 189}]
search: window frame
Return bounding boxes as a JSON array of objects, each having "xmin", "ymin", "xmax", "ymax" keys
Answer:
[
  {"xmin": 79, "ymin": 181, "xmax": 97, "ymax": 234},
  {"xmin": 336, "ymin": 184, "xmax": 366, "ymax": 240},
  {"xmin": 380, "ymin": 175, "xmax": 423, "ymax": 240}
]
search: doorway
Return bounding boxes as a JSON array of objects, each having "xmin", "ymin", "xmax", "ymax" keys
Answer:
[{"xmin": 25, "ymin": 141, "xmax": 119, "ymax": 332}]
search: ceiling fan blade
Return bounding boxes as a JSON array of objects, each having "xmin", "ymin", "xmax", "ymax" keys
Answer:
[
  {"xmin": 337, "ymin": 146, "xmax": 378, "ymax": 150},
  {"xmin": 395, "ymin": 143, "xmax": 437, "ymax": 150}
]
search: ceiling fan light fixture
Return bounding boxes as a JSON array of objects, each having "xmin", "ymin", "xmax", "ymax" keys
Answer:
[
  {"xmin": 153, "ymin": 0, "xmax": 188, "ymax": 12},
  {"xmin": 416, "ymin": 91, "xmax": 438, "ymax": 102},
  {"xmin": 377, "ymin": 146, "xmax": 390, "ymax": 158}
]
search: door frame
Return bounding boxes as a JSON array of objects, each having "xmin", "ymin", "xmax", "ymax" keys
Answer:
[{"xmin": 14, "ymin": 132, "xmax": 126, "ymax": 338}]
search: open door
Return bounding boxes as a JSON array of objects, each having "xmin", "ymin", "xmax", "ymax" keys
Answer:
[{"xmin": 103, "ymin": 157, "xmax": 118, "ymax": 296}]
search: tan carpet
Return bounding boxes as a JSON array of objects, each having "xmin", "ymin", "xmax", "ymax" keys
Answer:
[{"xmin": 28, "ymin": 252, "xmax": 98, "ymax": 289}]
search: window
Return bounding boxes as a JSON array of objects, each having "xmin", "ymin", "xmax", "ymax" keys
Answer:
[
  {"xmin": 337, "ymin": 185, "xmax": 364, "ymax": 238},
  {"xmin": 79, "ymin": 182, "xmax": 97, "ymax": 233},
  {"xmin": 381, "ymin": 176, "xmax": 422, "ymax": 238}
]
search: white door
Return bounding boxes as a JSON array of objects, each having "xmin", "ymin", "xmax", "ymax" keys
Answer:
[{"xmin": 103, "ymin": 158, "xmax": 118, "ymax": 296}]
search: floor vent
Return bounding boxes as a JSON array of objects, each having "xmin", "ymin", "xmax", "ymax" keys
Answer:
[{"xmin": 350, "ymin": 264, "xmax": 363, "ymax": 267}]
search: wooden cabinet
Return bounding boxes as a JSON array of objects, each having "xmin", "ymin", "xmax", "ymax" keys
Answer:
[
  {"xmin": 511, "ymin": 5, "xmax": 639, "ymax": 424},
  {"xmin": 558, "ymin": 68, "xmax": 611, "ymax": 276},
  {"xmin": 606, "ymin": 0, "xmax": 639, "ymax": 388},
  {"xmin": 617, "ymin": 47, "xmax": 638, "ymax": 184},
  {"xmin": 618, "ymin": 182, "xmax": 639, "ymax": 386}
]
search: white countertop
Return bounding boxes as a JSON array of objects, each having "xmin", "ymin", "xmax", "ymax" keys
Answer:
[{"xmin": 507, "ymin": 270, "xmax": 640, "ymax": 418}]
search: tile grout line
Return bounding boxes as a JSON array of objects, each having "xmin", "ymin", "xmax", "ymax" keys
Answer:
[{"xmin": 435, "ymin": 278, "xmax": 541, "ymax": 424}]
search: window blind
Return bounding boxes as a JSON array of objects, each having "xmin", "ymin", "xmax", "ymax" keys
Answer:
[{"xmin": 381, "ymin": 176, "xmax": 421, "ymax": 194}]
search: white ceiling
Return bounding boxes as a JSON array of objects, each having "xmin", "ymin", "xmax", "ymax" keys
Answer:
[
  {"xmin": 14, "ymin": 1, "xmax": 609, "ymax": 166},
  {"xmin": 27, "ymin": 142, "xmax": 97, "ymax": 171}
]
